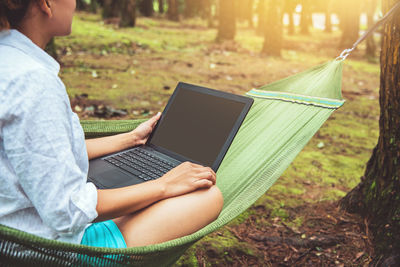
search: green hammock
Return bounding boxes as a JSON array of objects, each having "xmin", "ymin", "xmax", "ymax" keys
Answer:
[{"xmin": 0, "ymin": 60, "xmax": 345, "ymax": 266}]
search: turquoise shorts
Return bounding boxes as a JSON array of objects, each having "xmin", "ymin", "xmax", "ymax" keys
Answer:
[{"xmin": 81, "ymin": 220, "xmax": 127, "ymax": 248}]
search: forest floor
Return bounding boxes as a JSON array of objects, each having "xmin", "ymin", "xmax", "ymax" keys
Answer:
[{"xmin": 58, "ymin": 12, "xmax": 381, "ymax": 266}]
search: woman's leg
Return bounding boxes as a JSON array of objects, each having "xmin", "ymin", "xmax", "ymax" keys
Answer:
[{"xmin": 113, "ymin": 185, "xmax": 223, "ymax": 247}]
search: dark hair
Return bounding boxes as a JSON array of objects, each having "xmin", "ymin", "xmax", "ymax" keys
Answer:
[{"xmin": 0, "ymin": 0, "xmax": 36, "ymax": 30}]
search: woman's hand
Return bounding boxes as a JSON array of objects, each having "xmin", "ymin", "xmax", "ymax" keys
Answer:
[
  {"xmin": 86, "ymin": 112, "xmax": 161, "ymax": 160},
  {"xmin": 131, "ymin": 112, "xmax": 161, "ymax": 145},
  {"xmin": 158, "ymin": 162, "xmax": 217, "ymax": 199}
]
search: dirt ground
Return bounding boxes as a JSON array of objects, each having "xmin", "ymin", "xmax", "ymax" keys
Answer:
[{"xmin": 196, "ymin": 201, "xmax": 373, "ymax": 266}]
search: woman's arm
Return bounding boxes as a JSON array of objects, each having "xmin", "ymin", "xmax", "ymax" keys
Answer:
[
  {"xmin": 85, "ymin": 113, "xmax": 161, "ymax": 160},
  {"xmin": 88, "ymin": 112, "xmax": 217, "ymax": 222},
  {"xmin": 95, "ymin": 162, "xmax": 217, "ymax": 222},
  {"xmin": 86, "ymin": 132, "xmax": 138, "ymax": 160}
]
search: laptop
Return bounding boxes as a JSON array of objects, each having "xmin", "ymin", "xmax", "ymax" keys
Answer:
[{"xmin": 88, "ymin": 82, "xmax": 254, "ymax": 189}]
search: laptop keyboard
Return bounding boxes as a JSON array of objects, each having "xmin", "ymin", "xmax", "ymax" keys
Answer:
[{"xmin": 105, "ymin": 148, "xmax": 179, "ymax": 181}]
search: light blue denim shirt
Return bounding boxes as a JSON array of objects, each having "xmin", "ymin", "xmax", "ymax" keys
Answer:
[{"xmin": 0, "ymin": 30, "xmax": 98, "ymax": 244}]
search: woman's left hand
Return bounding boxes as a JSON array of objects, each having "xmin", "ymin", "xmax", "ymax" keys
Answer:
[
  {"xmin": 86, "ymin": 112, "xmax": 161, "ymax": 160},
  {"xmin": 131, "ymin": 112, "xmax": 161, "ymax": 145}
]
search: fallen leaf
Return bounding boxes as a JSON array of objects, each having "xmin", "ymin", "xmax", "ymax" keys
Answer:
[{"xmin": 354, "ymin": 251, "xmax": 364, "ymax": 262}]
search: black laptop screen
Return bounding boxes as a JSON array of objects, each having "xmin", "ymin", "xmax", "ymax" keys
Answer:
[{"xmin": 149, "ymin": 86, "xmax": 246, "ymax": 168}]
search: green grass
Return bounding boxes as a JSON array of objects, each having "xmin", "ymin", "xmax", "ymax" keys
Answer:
[
  {"xmin": 346, "ymin": 59, "xmax": 381, "ymax": 75},
  {"xmin": 62, "ymin": 14, "xmax": 215, "ymax": 54}
]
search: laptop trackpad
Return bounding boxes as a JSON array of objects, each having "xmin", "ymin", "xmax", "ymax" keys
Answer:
[{"xmin": 96, "ymin": 169, "xmax": 137, "ymax": 188}]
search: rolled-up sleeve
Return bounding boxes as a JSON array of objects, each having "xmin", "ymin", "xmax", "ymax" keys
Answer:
[{"xmin": 3, "ymin": 70, "xmax": 98, "ymax": 237}]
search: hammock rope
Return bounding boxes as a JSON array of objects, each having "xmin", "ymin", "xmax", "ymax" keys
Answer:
[{"xmin": 336, "ymin": 0, "xmax": 400, "ymax": 61}]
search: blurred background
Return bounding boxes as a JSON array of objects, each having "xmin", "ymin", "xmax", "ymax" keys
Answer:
[{"xmin": 50, "ymin": 0, "xmax": 381, "ymax": 121}]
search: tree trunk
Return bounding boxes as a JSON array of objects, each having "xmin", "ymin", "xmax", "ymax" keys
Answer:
[
  {"xmin": 300, "ymin": 0, "xmax": 311, "ymax": 35},
  {"xmin": 90, "ymin": 0, "xmax": 98, "ymax": 13},
  {"xmin": 216, "ymin": 0, "xmax": 236, "ymax": 41},
  {"xmin": 184, "ymin": 0, "xmax": 198, "ymax": 18},
  {"xmin": 338, "ymin": 0, "xmax": 361, "ymax": 48},
  {"xmin": 237, "ymin": 0, "xmax": 253, "ymax": 27},
  {"xmin": 366, "ymin": 0, "xmax": 379, "ymax": 58},
  {"xmin": 119, "ymin": 0, "xmax": 137, "ymax": 27},
  {"xmin": 262, "ymin": 0, "xmax": 283, "ymax": 56},
  {"xmin": 287, "ymin": 13, "xmax": 295, "ymax": 35},
  {"xmin": 76, "ymin": 0, "xmax": 87, "ymax": 10},
  {"xmin": 201, "ymin": 0, "xmax": 214, "ymax": 28},
  {"xmin": 248, "ymin": 0, "xmax": 254, "ymax": 27},
  {"xmin": 102, "ymin": 0, "xmax": 120, "ymax": 18},
  {"xmin": 158, "ymin": 0, "xmax": 164, "ymax": 13},
  {"xmin": 325, "ymin": 12, "xmax": 332, "ymax": 33},
  {"xmin": 256, "ymin": 0, "xmax": 266, "ymax": 35},
  {"xmin": 284, "ymin": 0, "xmax": 296, "ymax": 35},
  {"xmin": 340, "ymin": 0, "xmax": 400, "ymax": 259},
  {"xmin": 140, "ymin": 0, "xmax": 154, "ymax": 17},
  {"xmin": 167, "ymin": 0, "xmax": 179, "ymax": 21}
]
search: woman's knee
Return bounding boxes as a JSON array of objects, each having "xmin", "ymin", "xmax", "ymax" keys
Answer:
[
  {"xmin": 114, "ymin": 186, "xmax": 223, "ymax": 247},
  {"xmin": 200, "ymin": 185, "xmax": 224, "ymax": 219}
]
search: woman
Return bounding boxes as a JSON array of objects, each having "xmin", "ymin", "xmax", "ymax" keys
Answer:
[{"xmin": 0, "ymin": 0, "xmax": 223, "ymax": 248}]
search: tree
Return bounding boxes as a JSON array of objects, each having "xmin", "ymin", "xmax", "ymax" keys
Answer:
[
  {"xmin": 299, "ymin": 0, "xmax": 312, "ymax": 35},
  {"xmin": 325, "ymin": 12, "xmax": 332, "ymax": 33},
  {"xmin": 261, "ymin": 0, "xmax": 283, "ymax": 56},
  {"xmin": 284, "ymin": 0, "xmax": 297, "ymax": 35},
  {"xmin": 341, "ymin": 0, "xmax": 400, "ymax": 262},
  {"xmin": 200, "ymin": 0, "xmax": 214, "ymax": 28},
  {"xmin": 139, "ymin": 0, "xmax": 154, "ymax": 17},
  {"xmin": 120, "ymin": 0, "xmax": 137, "ymax": 27},
  {"xmin": 158, "ymin": 0, "xmax": 164, "ymax": 13},
  {"xmin": 237, "ymin": 0, "xmax": 254, "ymax": 27},
  {"xmin": 324, "ymin": 0, "xmax": 332, "ymax": 33},
  {"xmin": 256, "ymin": 0, "xmax": 267, "ymax": 35},
  {"xmin": 102, "ymin": 0, "xmax": 120, "ymax": 18},
  {"xmin": 76, "ymin": 0, "xmax": 88, "ymax": 10},
  {"xmin": 217, "ymin": 0, "xmax": 236, "ymax": 41},
  {"xmin": 338, "ymin": 0, "xmax": 362, "ymax": 48},
  {"xmin": 167, "ymin": 0, "xmax": 179, "ymax": 21},
  {"xmin": 89, "ymin": 0, "xmax": 99, "ymax": 13},
  {"xmin": 184, "ymin": 0, "xmax": 199, "ymax": 18}
]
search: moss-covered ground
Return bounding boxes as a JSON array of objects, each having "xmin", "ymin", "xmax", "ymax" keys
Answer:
[{"xmin": 58, "ymin": 12, "xmax": 380, "ymax": 266}]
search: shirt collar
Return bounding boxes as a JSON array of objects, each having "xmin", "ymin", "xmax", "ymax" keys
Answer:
[{"xmin": 0, "ymin": 29, "xmax": 60, "ymax": 74}]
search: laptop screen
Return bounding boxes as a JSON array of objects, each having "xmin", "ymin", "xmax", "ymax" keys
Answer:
[{"xmin": 149, "ymin": 84, "xmax": 247, "ymax": 168}]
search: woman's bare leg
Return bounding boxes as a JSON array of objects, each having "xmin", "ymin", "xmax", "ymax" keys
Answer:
[{"xmin": 113, "ymin": 185, "xmax": 223, "ymax": 247}]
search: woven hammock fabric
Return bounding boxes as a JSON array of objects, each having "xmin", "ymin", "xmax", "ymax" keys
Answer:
[{"xmin": 0, "ymin": 60, "xmax": 344, "ymax": 267}]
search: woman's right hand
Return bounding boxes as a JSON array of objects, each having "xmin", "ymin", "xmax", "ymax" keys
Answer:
[{"xmin": 158, "ymin": 162, "xmax": 216, "ymax": 199}]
